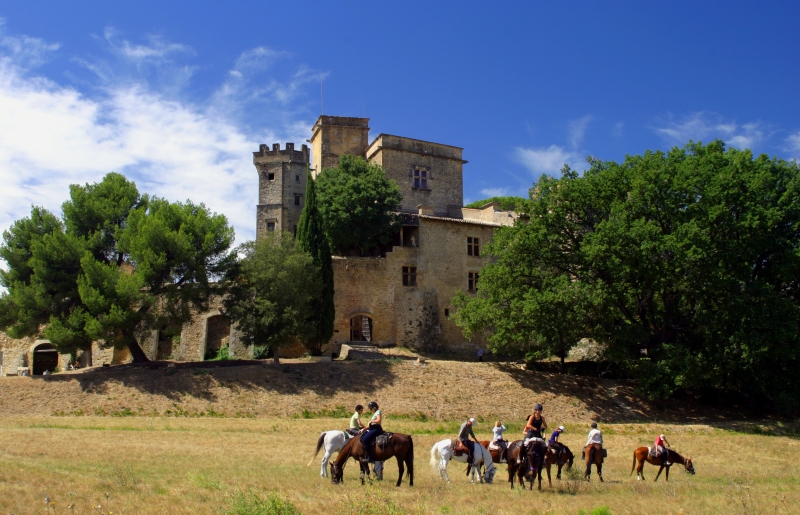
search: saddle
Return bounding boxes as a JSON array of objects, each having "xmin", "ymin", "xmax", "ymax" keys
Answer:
[
  {"xmin": 344, "ymin": 428, "xmax": 360, "ymax": 438},
  {"xmin": 488, "ymin": 440, "xmax": 506, "ymax": 452},
  {"xmin": 452, "ymin": 439, "xmax": 467, "ymax": 456},
  {"xmin": 375, "ymin": 432, "xmax": 393, "ymax": 451},
  {"xmin": 649, "ymin": 446, "xmax": 665, "ymax": 460}
]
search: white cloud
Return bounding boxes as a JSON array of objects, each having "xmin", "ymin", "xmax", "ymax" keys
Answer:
[
  {"xmin": 653, "ymin": 112, "xmax": 765, "ymax": 150},
  {"xmin": 568, "ymin": 115, "xmax": 593, "ymax": 149},
  {"xmin": 514, "ymin": 145, "xmax": 587, "ymax": 176},
  {"xmin": 480, "ymin": 187, "xmax": 511, "ymax": 197},
  {"xmin": 785, "ymin": 131, "xmax": 800, "ymax": 160},
  {"xmin": 0, "ymin": 24, "xmax": 319, "ymax": 253}
]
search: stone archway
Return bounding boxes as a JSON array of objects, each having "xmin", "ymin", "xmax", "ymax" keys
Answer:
[
  {"xmin": 32, "ymin": 342, "xmax": 58, "ymax": 375},
  {"xmin": 349, "ymin": 315, "xmax": 373, "ymax": 342},
  {"xmin": 204, "ymin": 314, "xmax": 231, "ymax": 360}
]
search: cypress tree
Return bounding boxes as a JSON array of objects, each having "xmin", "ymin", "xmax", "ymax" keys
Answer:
[{"xmin": 296, "ymin": 169, "xmax": 335, "ymax": 355}]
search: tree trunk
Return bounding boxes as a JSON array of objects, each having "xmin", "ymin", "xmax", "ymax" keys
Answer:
[
  {"xmin": 559, "ymin": 348, "xmax": 566, "ymax": 373},
  {"xmin": 127, "ymin": 337, "xmax": 150, "ymax": 363},
  {"xmin": 272, "ymin": 350, "xmax": 280, "ymax": 366}
]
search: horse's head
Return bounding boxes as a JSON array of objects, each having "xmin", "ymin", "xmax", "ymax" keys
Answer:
[
  {"xmin": 566, "ymin": 451, "xmax": 574, "ymax": 470},
  {"xmin": 483, "ymin": 462, "xmax": 496, "ymax": 484},
  {"xmin": 684, "ymin": 457, "xmax": 695, "ymax": 475},
  {"xmin": 330, "ymin": 462, "xmax": 344, "ymax": 484}
]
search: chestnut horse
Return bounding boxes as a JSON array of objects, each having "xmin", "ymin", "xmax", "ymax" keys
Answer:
[
  {"xmin": 478, "ymin": 440, "xmax": 507, "ymax": 464},
  {"xmin": 330, "ymin": 432, "xmax": 414, "ymax": 487},
  {"xmin": 544, "ymin": 444, "xmax": 574, "ymax": 487},
  {"xmin": 583, "ymin": 443, "xmax": 604, "ymax": 481},
  {"xmin": 505, "ymin": 439, "xmax": 547, "ymax": 490},
  {"xmin": 631, "ymin": 447, "xmax": 695, "ymax": 481}
]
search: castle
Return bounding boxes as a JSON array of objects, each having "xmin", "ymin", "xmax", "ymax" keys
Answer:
[{"xmin": 0, "ymin": 116, "xmax": 516, "ymax": 375}]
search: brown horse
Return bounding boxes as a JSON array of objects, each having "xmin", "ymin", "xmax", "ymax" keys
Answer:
[
  {"xmin": 631, "ymin": 447, "xmax": 695, "ymax": 481},
  {"xmin": 544, "ymin": 444, "xmax": 574, "ymax": 487},
  {"xmin": 330, "ymin": 432, "xmax": 414, "ymax": 487},
  {"xmin": 583, "ymin": 443, "xmax": 604, "ymax": 481},
  {"xmin": 505, "ymin": 439, "xmax": 546, "ymax": 490},
  {"xmin": 478, "ymin": 440, "xmax": 507, "ymax": 464}
]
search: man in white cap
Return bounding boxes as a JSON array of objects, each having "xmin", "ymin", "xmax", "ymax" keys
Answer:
[{"xmin": 457, "ymin": 417, "xmax": 479, "ymax": 465}]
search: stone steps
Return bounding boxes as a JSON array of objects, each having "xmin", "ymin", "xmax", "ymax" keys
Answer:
[{"xmin": 340, "ymin": 342, "xmax": 388, "ymax": 361}]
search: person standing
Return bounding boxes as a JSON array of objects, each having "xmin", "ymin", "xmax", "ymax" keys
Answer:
[
  {"xmin": 360, "ymin": 401, "xmax": 383, "ymax": 463},
  {"xmin": 477, "ymin": 348, "xmax": 484, "ymax": 362}
]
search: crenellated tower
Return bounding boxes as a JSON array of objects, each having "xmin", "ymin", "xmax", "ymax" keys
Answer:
[{"xmin": 253, "ymin": 142, "xmax": 310, "ymax": 239}]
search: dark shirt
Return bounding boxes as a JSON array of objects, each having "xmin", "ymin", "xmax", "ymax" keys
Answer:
[
  {"xmin": 548, "ymin": 430, "xmax": 560, "ymax": 445},
  {"xmin": 458, "ymin": 421, "xmax": 476, "ymax": 441}
]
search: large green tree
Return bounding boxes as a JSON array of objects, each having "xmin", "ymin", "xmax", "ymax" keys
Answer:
[
  {"xmin": 315, "ymin": 154, "xmax": 402, "ymax": 255},
  {"xmin": 0, "ymin": 172, "xmax": 235, "ymax": 362},
  {"xmin": 296, "ymin": 169, "xmax": 335, "ymax": 355},
  {"xmin": 223, "ymin": 233, "xmax": 322, "ymax": 365},
  {"xmin": 453, "ymin": 141, "xmax": 800, "ymax": 414}
]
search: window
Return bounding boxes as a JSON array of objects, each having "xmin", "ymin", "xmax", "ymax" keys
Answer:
[
  {"xmin": 468, "ymin": 272, "xmax": 479, "ymax": 292},
  {"xmin": 267, "ymin": 172, "xmax": 275, "ymax": 181},
  {"xmin": 294, "ymin": 194, "xmax": 302, "ymax": 206},
  {"xmin": 412, "ymin": 167, "xmax": 429, "ymax": 189},
  {"xmin": 402, "ymin": 266, "xmax": 417, "ymax": 286},
  {"xmin": 444, "ymin": 308, "xmax": 450, "ymax": 318},
  {"xmin": 295, "ymin": 174, "xmax": 300, "ymax": 182},
  {"xmin": 467, "ymin": 237, "xmax": 480, "ymax": 256},
  {"xmin": 266, "ymin": 222, "xmax": 276, "ymax": 232}
]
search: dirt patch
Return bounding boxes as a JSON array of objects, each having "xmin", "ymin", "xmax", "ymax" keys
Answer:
[{"xmin": 0, "ymin": 357, "xmax": 745, "ymax": 423}]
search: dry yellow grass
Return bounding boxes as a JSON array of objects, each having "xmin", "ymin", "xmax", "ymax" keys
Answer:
[{"xmin": 0, "ymin": 416, "xmax": 798, "ymax": 515}]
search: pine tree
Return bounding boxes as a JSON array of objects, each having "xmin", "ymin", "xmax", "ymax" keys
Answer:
[{"xmin": 296, "ymin": 169, "xmax": 335, "ymax": 355}]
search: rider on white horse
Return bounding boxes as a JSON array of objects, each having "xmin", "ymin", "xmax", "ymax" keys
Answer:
[{"xmin": 457, "ymin": 418, "xmax": 479, "ymax": 465}]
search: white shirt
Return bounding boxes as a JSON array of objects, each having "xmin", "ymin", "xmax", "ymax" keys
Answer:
[
  {"xmin": 492, "ymin": 425, "xmax": 507, "ymax": 441},
  {"xmin": 585, "ymin": 428, "xmax": 603, "ymax": 446}
]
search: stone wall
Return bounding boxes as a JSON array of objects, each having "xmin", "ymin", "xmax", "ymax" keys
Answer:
[
  {"xmin": 254, "ymin": 143, "xmax": 309, "ymax": 238},
  {"xmin": 310, "ymin": 116, "xmax": 370, "ymax": 174},
  {"xmin": 366, "ymin": 134, "xmax": 465, "ymax": 215}
]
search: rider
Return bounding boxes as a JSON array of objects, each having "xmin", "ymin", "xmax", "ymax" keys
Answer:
[
  {"xmin": 348, "ymin": 404, "xmax": 366, "ymax": 436},
  {"xmin": 583, "ymin": 422, "xmax": 603, "ymax": 479},
  {"xmin": 654, "ymin": 433, "xmax": 671, "ymax": 466},
  {"xmin": 457, "ymin": 417, "xmax": 479, "ymax": 465},
  {"xmin": 493, "ymin": 420, "xmax": 508, "ymax": 463},
  {"xmin": 360, "ymin": 401, "xmax": 383, "ymax": 463},
  {"xmin": 519, "ymin": 404, "xmax": 547, "ymax": 463},
  {"xmin": 548, "ymin": 425, "xmax": 566, "ymax": 464}
]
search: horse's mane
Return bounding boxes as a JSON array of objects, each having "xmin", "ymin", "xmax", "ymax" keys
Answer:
[{"xmin": 333, "ymin": 434, "xmax": 358, "ymax": 468}]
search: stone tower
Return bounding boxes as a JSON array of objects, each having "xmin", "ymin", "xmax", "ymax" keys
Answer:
[
  {"xmin": 309, "ymin": 116, "xmax": 370, "ymax": 176},
  {"xmin": 253, "ymin": 143, "xmax": 310, "ymax": 239}
]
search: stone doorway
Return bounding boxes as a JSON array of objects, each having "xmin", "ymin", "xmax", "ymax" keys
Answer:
[
  {"xmin": 204, "ymin": 315, "xmax": 231, "ymax": 360},
  {"xmin": 350, "ymin": 315, "xmax": 373, "ymax": 342},
  {"xmin": 32, "ymin": 342, "xmax": 59, "ymax": 375}
]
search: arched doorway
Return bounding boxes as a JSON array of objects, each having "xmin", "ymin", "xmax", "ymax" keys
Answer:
[
  {"xmin": 32, "ymin": 343, "xmax": 59, "ymax": 375},
  {"xmin": 350, "ymin": 315, "xmax": 373, "ymax": 342},
  {"xmin": 204, "ymin": 314, "xmax": 231, "ymax": 360}
]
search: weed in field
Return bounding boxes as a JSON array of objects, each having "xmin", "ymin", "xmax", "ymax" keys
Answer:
[
  {"xmin": 336, "ymin": 487, "xmax": 406, "ymax": 515},
  {"xmin": 227, "ymin": 490, "xmax": 300, "ymax": 515},
  {"xmin": 295, "ymin": 406, "xmax": 350, "ymax": 419},
  {"xmin": 557, "ymin": 465, "xmax": 584, "ymax": 496},
  {"xmin": 578, "ymin": 507, "xmax": 613, "ymax": 515},
  {"xmin": 112, "ymin": 407, "xmax": 136, "ymax": 417},
  {"xmin": 109, "ymin": 462, "xmax": 141, "ymax": 490},
  {"xmin": 190, "ymin": 472, "xmax": 223, "ymax": 490}
]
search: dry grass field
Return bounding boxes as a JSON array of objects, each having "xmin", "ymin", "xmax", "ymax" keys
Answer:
[
  {"xmin": 0, "ymin": 416, "xmax": 798, "ymax": 515},
  {"xmin": 0, "ymin": 359, "xmax": 798, "ymax": 514}
]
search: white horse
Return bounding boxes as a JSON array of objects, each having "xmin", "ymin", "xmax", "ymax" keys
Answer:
[
  {"xmin": 308, "ymin": 430, "xmax": 383, "ymax": 479},
  {"xmin": 429, "ymin": 439, "xmax": 496, "ymax": 484}
]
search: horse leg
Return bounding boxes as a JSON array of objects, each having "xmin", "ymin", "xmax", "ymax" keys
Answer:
[
  {"xmin": 597, "ymin": 461, "xmax": 603, "ymax": 482},
  {"xmin": 396, "ymin": 455, "xmax": 405, "ymax": 487},
  {"xmin": 665, "ymin": 465, "xmax": 670, "ymax": 482},
  {"xmin": 546, "ymin": 464, "xmax": 552, "ymax": 487},
  {"xmin": 654, "ymin": 465, "xmax": 664, "ymax": 482},
  {"xmin": 321, "ymin": 450, "xmax": 332, "ymax": 478}
]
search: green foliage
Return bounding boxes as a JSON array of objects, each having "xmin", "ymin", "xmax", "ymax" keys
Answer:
[
  {"xmin": 223, "ymin": 233, "xmax": 322, "ymax": 361},
  {"xmin": 465, "ymin": 196, "xmax": 528, "ymax": 212},
  {"xmin": 207, "ymin": 345, "xmax": 231, "ymax": 361},
  {"xmin": 0, "ymin": 172, "xmax": 235, "ymax": 361},
  {"xmin": 315, "ymin": 154, "xmax": 402, "ymax": 255},
  {"xmin": 296, "ymin": 169, "xmax": 335, "ymax": 355},
  {"xmin": 454, "ymin": 141, "xmax": 800, "ymax": 414},
  {"xmin": 227, "ymin": 491, "xmax": 301, "ymax": 515},
  {"xmin": 578, "ymin": 507, "xmax": 613, "ymax": 515}
]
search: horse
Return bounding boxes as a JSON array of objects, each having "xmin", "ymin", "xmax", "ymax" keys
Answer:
[
  {"xmin": 544, "ymin": 444, "xmax": 574, "ymax": 487},
  {"xmin": 631, "ymin": 447, "xmax": 695, "ymax": 481},
  {"xmin": 330, "ymin": 431, "xmax": 414, "ymax": 487},
  {"xmin": 478, "ymin": 440, "xmax": 507, "ymax": 464},
  {"xmin": 308, "ymin": 430, "xmax": 384, "ymax": 479},
  {"xmin": 583, "ymin": 443, "xmax": 604, "ymax": 482},
  {"xmin": 429, "ymin": 439, "xmax": 497, "ymax": 484},
  {"xmin": 506, "ymin": 439, "xmax": 547, "ymax": 490}
]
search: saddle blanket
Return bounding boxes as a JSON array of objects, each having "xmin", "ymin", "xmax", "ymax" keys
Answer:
[
  {"xmin": 488, "ymin": 441, "xmax": 505, "ymax": 452},
  {"xmin": 524, "ymin": 437, "xmax": 545, "ymax": 445}
]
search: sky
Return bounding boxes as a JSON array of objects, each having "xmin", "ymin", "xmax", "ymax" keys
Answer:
[{"xmin": 0, "ymin": 1, "xmax": 799, "ymax": 246}]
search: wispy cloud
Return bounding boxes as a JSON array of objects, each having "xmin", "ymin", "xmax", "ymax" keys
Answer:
[
  {"xmin": 514, "ymin": 145, "xmax": 586, "ymax": 177},
  {"xmin": 653, "ymin": 112, "xmax": 766, "ymax": 150},
  {"xmin": 786, "ymin": 131, "xmax": 800, "ymax": 160},
  {"xmin": 0, "ymin": 22, "xmax": 320, "ymax": 251},
  {"xmin": 480, "ymin": 187, "xmax": 511, "ymax": 197},
  {"xmin": 569, "ymin": 115, "xmax": 593, "ymax": 149}
]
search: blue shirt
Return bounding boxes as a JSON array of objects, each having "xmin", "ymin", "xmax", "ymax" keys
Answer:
[{"xmin": 548, "ymin": 430, "xmax": 561, "ymax": 445}]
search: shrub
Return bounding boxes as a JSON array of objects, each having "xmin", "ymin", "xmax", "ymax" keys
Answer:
[{"xmin": 227, "ymin": 491, "xmax": 301, "ymax": 515}]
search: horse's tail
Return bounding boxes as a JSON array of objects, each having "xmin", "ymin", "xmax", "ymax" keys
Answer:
[
  {"xmin": 630, "ymin": 449, "xmax": 636, "ymax": 476},
  {"xmin": 429, "ymin": 441, "xmax": 440, "ymax": 471},
  {"xmin": 307, "ymin": 431, "xmax": 327, "ymax": 466}
]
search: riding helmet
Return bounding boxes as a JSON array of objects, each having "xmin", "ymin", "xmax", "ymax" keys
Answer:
[
  {"xmin": 558, "ymin": 425, "xmax": 566, "ymax": 432},
  {"xmin": 469, "ymin": 417, "xmax": 476, "ymax": 424},
  {"xmin": 534, "ymin": 403, "xmax": 543, "ymax": 411},
  {"xmin": 355, "ymin": 404, "xmax": 364, "ymax": 412},
  {"xmin": 368, "ymin": 401, "xmax": 379, "ymax": 410}
]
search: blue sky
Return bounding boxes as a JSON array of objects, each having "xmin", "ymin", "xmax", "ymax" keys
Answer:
[{"xmin": 1, "ymin": 1, "xmax": 798, "ymax": 244}]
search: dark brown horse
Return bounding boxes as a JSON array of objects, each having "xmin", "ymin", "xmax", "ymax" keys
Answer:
[
  {"xmin": 583, "ymin": 443, "xmax": 604, "ymax": 481},
  {"xmin": 544, "ymin": 444, "xmax": 574, "ymax": 487},
  {"xmin": 631, "ymin": 447, "xmax": 695, "ymax": 481},
  {"xmin": 505, "ymin": 439, "xmax": 546, "ymax": 490},
  {"xmin": 330, "ymin": 432, "xmax": 414, "ymax": 487}
]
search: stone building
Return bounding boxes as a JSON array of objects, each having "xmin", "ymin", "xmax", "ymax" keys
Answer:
[
  {"xmin": 260, "ymin": 115, "xmax": 518, "ymax": 352},
  {"xmin": 0, "ymin": 115, "xmax": 517, "ymax": 375}
]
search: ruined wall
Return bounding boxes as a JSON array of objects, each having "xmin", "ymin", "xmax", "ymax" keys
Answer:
[
  {"xmin": 366, "ymin": 135, "xmax": 464, "ymax": 216},
  {"xmin": 0, "ymin": 332, "xmax": 34, "ymax": 376}
]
